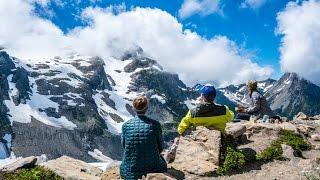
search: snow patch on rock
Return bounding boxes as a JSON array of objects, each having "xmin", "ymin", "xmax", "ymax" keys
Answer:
[{"xmin": 4, "ymin": 75, "xmax": 76, "ymax": 130}]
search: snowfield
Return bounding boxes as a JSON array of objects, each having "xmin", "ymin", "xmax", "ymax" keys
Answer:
[{"xmin": 4, "ymin": 74, "xmax": 77, "ymax": 130}]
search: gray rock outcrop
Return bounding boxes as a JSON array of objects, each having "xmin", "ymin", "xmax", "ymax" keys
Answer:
[
  {"xmin": 0, "ymin": 156, "xmax": 37, "ymax": 172},
  {"xmin": 170, "ymin": 126, "xmax": 221, "ymax": 176},
  {"xmin": 12, "ymin": 119, "xmax": 122, "ymax": 162},
  {"xmin": 43, "ymin": 156, "xmax": 103, "ymax": 180}
]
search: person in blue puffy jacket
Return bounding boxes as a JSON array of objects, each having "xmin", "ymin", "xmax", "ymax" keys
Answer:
[{"xmin": 120, "ymin": 96, "xmax": 167, "ymax": 180}]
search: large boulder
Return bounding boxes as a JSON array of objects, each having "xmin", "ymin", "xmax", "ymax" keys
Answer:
[
  {"xmin": 101, "ymin": 166, "xmax": 121, "ymax": 180},
  {"xmin": 281, "ymin": 144, "xmax": 295, "ymax": 160},
  {"xmin": 142, "ymin": 173, "xmax": 176, "ymax": 180},
  {"xmin": 294, "ymin": 112, "xmax": 309, "ymax": 120},
  {"xmin": 311, "ymin": 134, "xmax": 320, "ymax": 141},
  {"xmin": 0, "ymin": 156, "xmax": 37, "ymax": 172},
  {"xmin": 226, "ymin": 123, "xmax": 246, "ymax": 138},
  {"xmin": 170, "ymin": 126, "xmax": 221, "ymax": 176},
  {"xmin": 238, "ymin": 122, "xmax": 280, "ymax": 156},
  {"xmin": 294, "ymin": 112, "xmax": 320, "ymax": 121},
  {"xmin": 279, "ymin": 122, "xmax": 298, "ymax": 132},
  {"xmin": 42, "ymin": 156, "xmax": 103, "ymax": 180}
]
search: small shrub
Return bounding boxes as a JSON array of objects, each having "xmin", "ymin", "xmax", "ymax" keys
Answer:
[
  {"xmin": 2, "ymin": 166, "xmax": 62, "ymax": 180},
  {"xmin": 256, "ymin": 130, "xmax": 311, "ymax": 162},
  {"xmin": 279, "ymin": 130, "xmax": 311, "ymax": 157},
  {"xmin": 217, "ymin": 147, "xmax": 246, "ymax": 175},
  {"xmin": 219, "ymin": 134, "xmax": 237, "ymax": 163},
  {"xmin": 256, "ymin": 139, "xmax": 283, "ymax": 162}
]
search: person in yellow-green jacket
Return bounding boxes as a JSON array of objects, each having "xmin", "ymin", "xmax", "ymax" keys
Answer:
[
  {"xmin": 178, "ymin": 84, "xmax": 234, "ymax": 135},
  {"xmin": 164, "ymin": 84, "xmax": 234, "ymax": 163}
]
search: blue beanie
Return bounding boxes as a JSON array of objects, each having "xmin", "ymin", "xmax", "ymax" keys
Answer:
[{"xmin": 197, "ymin": 84, "xmax": 216, "ymax": 101}]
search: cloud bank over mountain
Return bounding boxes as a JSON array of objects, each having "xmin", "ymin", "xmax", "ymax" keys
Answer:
[
  {"xmin": 277, "ymin": 0, "xmax": 320, "ymax": 85},
  {"xmin": 0, "ymin": 0, "xmax": 273, "ymax": 87}
]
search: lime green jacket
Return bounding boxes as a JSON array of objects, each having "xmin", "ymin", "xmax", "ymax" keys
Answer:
[{"xmin": 178, "ymin": 103, "xmax": 234, "ymax": 135}]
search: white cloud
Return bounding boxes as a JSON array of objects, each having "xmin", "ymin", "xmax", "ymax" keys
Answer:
[
  {"xmin": 29, "ymin": 0, "xmax": 63, "ymax": 7},
  {"xmin": 0, "ymin": 0, "xmax": 273, "ymax": 87},
  {"xmin": 277, "ymin": 0, "xmax": 320, "ymax": 85},
  {"xmin": 0, "ymin": 0, "xmax": 69, "ymax": 58},
  {"xmin": 178, "ymin": 0, "xmax": 222, "ymax": 19},
  {"xmin": 240, "ymin": 0, "xmax": 267, "ymax": 9}
]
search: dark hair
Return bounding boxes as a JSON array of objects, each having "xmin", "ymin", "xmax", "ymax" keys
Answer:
[
  {"xmin": 203, "ymin": 94, "xmax": 215, "ymax": 102},
  {"xmin": 133, "ymin": 96, "xmax": 148, "ymax": 114}
]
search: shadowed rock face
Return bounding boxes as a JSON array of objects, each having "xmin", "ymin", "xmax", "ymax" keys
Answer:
[
  {"xmin": 11, "ymin": 67, "xmax": 31, "ymax": 105},
  {"xmin": 0, "ymin": 51, "xmax": 15, "ymax": 76},
  {"xmin": 12, "ymin": 119, "xmax": 122, "ymax": 161},
  {"xmin": 0, "ymin": 51, "xmax": 15, "ymax": 137},
  {"xmin": 124, "ymin": 57, "xmax": 162, "ymax": 73}
]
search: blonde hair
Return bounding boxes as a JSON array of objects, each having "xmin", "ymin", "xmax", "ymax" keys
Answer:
[{"xmin": 247, "ymin": 80, "xmax": 258, "ymax": 91}]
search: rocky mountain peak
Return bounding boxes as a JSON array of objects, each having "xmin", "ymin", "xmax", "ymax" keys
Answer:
[
  {"xmin": 120, "ymin": 46, "xmax": 145, "ymax": 61},
  {"xmin": 264, "ymin": 72, "xmax": 320, "ymax": 118},
  {"xmin": 0, "ymin": 51, "xmax": 15, "ymax": 76}
]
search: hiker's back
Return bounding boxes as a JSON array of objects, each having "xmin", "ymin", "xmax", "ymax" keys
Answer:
[
  {"xmin": 178, "ymin": 102, "xmax": 234, "ymax": 135},
  {"xmin": 190, "ymin": 103, "xmax": 230, "ymax": 131},
  {"xmin": 191, "ymin": 103, "xmax": 226, "ymax": 118},
  {"xmin": 120, "ymin": 115, "xmax": 167, "ymax": 179},
  {"xmin": 250, "ymin": 91, "xmax": 274, "ymax": 118}
]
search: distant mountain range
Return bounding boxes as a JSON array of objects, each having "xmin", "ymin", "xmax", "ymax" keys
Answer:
[
  {"xmin": 1, "ymin": 47, "xmax": 320, "ymax": 162},
  {"xmin": 218, "ymin": 72, "xmax": 320, "ymax": 119}
]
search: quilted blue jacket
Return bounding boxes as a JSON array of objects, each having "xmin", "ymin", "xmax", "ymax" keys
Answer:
[{"xmin": 120, "ymin": 115, "xmax": 167, "ymax": 180}]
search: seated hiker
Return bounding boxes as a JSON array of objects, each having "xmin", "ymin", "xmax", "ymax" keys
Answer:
[
  {"xmin": 120, "ymin": 96, "xmax": 167, "ymax": 180},
  {"xmin": 164, "ymin": 84, "xmax": 234, "ymax": 163},
  {"xmin": 178, "ymin": 84, "xmax": 234, "ymax": 135},
  {"xmin": 235, "ymin": 80, "xmax": 276, "ymax": 121}
]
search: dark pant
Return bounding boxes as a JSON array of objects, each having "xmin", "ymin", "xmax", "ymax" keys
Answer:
[{"xmin": 234, "ymin": 113, "xmax": 251, "ymax": 121}]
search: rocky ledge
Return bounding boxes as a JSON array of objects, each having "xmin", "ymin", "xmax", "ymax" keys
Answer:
[{"xmin": 102, "ymin": 113, "xmax": 320, "ymax": 180}]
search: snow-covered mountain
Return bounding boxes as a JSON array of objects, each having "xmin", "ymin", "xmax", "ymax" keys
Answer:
[
  {"xmin": 0, "ymin": 48, "xmax": 198, "ymax": 162},
  {"xmin": 219, "ymin": 78, "xmax": 276, "ymax": 107},
  {"xmin": 1, "ymin": 47, "xmax": 320, "ymax": 163}
]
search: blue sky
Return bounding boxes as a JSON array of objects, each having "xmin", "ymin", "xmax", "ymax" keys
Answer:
[
  {"xmin": 35, "ymin": 0, "xmax": 295, "ymax": 77},
  {"xmin": 2, "ymin": 0, "xmax": 319, "ymax": 86}
]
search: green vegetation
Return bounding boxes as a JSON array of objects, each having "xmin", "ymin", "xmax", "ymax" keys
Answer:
[
  {"xmin": 218, "ymin": 130, "xmax": 311, "ymax": 175},
  {"xmin": 217, "ymin": 135, "xmax": 247, "ymax": 175},
  {"xmin": 217, "ymin": 147, "xmax": 246, "ymax": 175},
  {"xmin": 256, "ymin": 139, "xmax": 283, "ymax": 162},
  {"xmin": 1, "ymin": 166, "xmax": 62, "ymax": 180},
  {"xmin": 256, "ymin": 130, "xmax": 311, "ymax": 162},
  {"xmin": 278, "ymin": 129, "xmax": 311, "ymax": 157}
]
